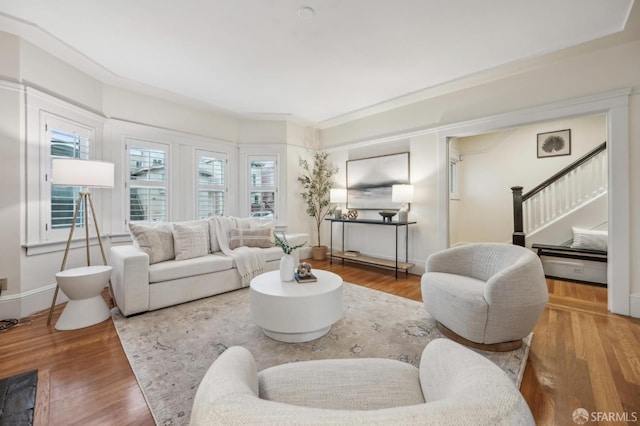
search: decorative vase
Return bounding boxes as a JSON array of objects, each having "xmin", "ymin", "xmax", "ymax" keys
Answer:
[{"xmin": 279, "ymin": 254, "xmax": 295, "ymax": 281}]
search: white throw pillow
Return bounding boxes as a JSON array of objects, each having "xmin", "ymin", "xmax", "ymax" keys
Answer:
[
  {"xmin": 250, "ymin": 219, "xmax": 276, "ymax": 244},
  {"xmin": 129, "ymin": 222, "xmax": 175, "ymax": 264},
  {"xmin": 235, "ymin": 217, "xmax": 253, "ymax": 229},
  {"xmin": 570, "ymin": 227, "xmax": 608, "ymax": 251},
  {"xmin": 173, "ymin": 222, "xmax": 210, "ymax": 261}
]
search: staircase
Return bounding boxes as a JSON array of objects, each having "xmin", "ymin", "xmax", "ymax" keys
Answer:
[{"xmin": 511, "ymin": 142, "xmax": 607, "ymax": 246}]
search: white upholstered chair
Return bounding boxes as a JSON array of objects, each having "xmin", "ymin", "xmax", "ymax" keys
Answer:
[
  {"xmin": 190, "ymin": 339, "xmax": 534, "ymax": 425},
  {"xmin": 421, "ymin": 243, "xmax": 548, "ymax": 351}
]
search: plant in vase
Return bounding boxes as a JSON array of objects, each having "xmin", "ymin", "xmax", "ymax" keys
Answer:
[
  {"xmin": 298, "ymin": 151, "xmax": 338, "ymax": 260},
  {"xmin": 274, "ymin": 232, "xmax": 306, "ymax": 281}
]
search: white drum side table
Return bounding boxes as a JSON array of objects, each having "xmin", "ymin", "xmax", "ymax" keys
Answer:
[
  {"xmin": 55, "ymin": 265, "xmax": 112, "ymax": 331},
  {"xmin": 250, "ymin": 270, "xmax": 343, "ymax": 343}
]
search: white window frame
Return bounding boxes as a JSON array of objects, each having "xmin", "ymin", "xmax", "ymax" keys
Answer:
[
  {"xmin": 238, "ymin": 145, "xmax": 286, "ymax": 223},
  {"xmin": 248, "ymin": 155, "xmax": 278, "ymax": 219},
  {"xmin": 449, "ymin": 158, "xmax": 460, "ymax": 200},
  {"xmin": 125, "ymin": 138, "xmax": 170, "ymax": 224},
  {"xmin": 25, "ymin": 88, "xmax": 105, "ymax": 249},
  {"xmin": 43, "ymin": 117, "xmax": 94, "ymax": 241},
  {"xmin": 196, "ymin": 150, "xmax": 228, "ymax": 218}
]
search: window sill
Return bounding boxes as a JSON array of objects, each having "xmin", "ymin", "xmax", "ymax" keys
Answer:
[{"xmin": 23, "ymin": 234, "xmax": 131, "ymax": 256}]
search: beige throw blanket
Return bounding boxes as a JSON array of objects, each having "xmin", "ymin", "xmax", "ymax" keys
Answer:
[{"xmin": 213, "ymin": 216, "xmax": 266, "ymax": 285}]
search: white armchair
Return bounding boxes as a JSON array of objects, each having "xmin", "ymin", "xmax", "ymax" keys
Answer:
[
  {"xmin": 190, "ymin": 339, "xmax": 534, "ymax": 425},
  {"xmin": 422, "ymin": 243, "xmax": 548, "ymax": 351}
]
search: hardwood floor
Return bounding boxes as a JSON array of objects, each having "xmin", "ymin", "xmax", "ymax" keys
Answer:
[{"xmin": 1, "ymin": 260, "xmax": 638, "ymax": 425}]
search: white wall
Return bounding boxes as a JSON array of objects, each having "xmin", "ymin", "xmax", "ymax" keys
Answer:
[
  {"xmin": 319, "ymin": 32, "xmax": 640, "ymax": 315},
  {"xmin": 451, "ymin": 114, "xmax": 606, "ymax": 245},
  {"xmin": 104, "ymin": 85, "xmax": 239, "ymax": 143},
  {"xmin": 0, "ymin": 82, "xmax": 23, "ymax": 313}
]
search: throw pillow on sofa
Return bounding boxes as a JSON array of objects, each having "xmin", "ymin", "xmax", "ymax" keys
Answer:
[
  {"xmin": 129, "ymin": 222, "xmax": 175, "ymax": 264},
  {"xmin": 249, "ymin": 219, "xmax": 276, "ymax": 244},
  {"xmin": 570, "ymin": 227, "xmax": 608, "ymax": 251},
  {"xmin": 173, "ymin": 222, "xmax": 210, "ymax": 260},
  {"xmin": 228, "ymin": 228, "xmax": 273, "ymax": 249}
]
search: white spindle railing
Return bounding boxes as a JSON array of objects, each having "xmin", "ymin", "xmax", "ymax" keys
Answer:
[{"xmin": 523, "ymin": 149, "xmax": 607, "ymax": 234}]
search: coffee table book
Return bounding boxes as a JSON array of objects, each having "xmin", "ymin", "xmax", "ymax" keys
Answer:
[{"xmin": 295, "ymin": 272, "xmax": 318, "ymax": 283}]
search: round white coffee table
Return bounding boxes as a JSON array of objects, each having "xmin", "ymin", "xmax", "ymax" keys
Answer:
[
  {"xmin": 250, "ymin": 270, "xmax": 343, "ymax": 343},
  {"xmin": 55, "ymin": 265, "xmax": 112, "ymax": 331}
]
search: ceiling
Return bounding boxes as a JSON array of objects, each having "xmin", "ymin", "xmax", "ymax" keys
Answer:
[{"xmin": 0, "ymin": 1, "xmax": 634, "ymax": 125}]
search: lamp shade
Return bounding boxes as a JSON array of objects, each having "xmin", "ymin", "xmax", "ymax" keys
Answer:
[
  {"xmin": 330, "ymin": 188, "xmax": 347, "ymax": 204},
  {"xmin": 52, "ymin": 159, "xmax": 114, "ymax": 188},
  {"xmin": 392, "ymin": 184, "xmax": 414, "ymax": 204}
]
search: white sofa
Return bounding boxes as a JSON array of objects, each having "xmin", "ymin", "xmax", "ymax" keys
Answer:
[
  {"xmin": 190, "ymin": 339, "xmax": 535, "ymax": 425},
  {"xmin": 110, "ymin": 218, "xmax": 307, "ymax": 316}
]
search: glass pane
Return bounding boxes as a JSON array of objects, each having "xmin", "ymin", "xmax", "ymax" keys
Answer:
[
  {"xmin": 199, "ymin": 156, "xmax": 225, "ymax": 186},
  {"xmin": 198, "ymin": 190, "xmax": 225, "ymax": 219},
  {"xmin": 51, "ymin": 186, "xmax": 85, "ymax": 229},
  {"xmin": 249, "ymin": 191, "xmax": 275, "ymax": 218},
  {"xmin": 50, "ymin": 128, "xmax": 89, "ymax": 160},
  {"xmin": 50, "ymin": 128, "xmax": 89, "ymax": 229},
  {"xmin": 130, "ymin": 187, "xmax": 166, "ymax": 222},
  {"xmin": 130, "ymin": 148, "xmax": 166, "ymax": 182},
  {"xmin": 250, "ymin": 160, "xmax": 275, "ymax": 188}
]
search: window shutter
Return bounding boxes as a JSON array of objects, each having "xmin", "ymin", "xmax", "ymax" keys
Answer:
[
  {"xmin": 128, "ymin": 143, "xmax": 168, "ymax": 222},
  {"xmin": 50, "ymin": 128, "xmax": 90, "ymax": 230},
  {"xmin": 249, "ymin": 156, "xmax": 277, "ymax": 219},
  {"xmin": 197, "ymin": 151, "xmax": 226, "ymax": 218}
]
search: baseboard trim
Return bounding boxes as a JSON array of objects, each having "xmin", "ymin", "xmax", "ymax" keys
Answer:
[
  {"xmin": 0, "ymin": 284, "xmax": 67, "ymax": 319},
  {"xmin": 630, "ymin": 294, "xmax": 640, "ymax": 318}
]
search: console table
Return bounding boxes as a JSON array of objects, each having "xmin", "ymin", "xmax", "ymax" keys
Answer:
[{"xmin": 326, "ymin": 218, "xmax": 416, "ymax": 278}]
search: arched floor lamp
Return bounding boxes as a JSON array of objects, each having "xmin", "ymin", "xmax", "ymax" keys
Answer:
[{"xmin": 46, "ymin": 159, "xmax": 115, "ymax": 325}]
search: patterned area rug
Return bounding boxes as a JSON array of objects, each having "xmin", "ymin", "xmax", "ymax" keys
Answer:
[{"xmin": 112, "ymin": 283, "xmax": 531, "ymax": 426}]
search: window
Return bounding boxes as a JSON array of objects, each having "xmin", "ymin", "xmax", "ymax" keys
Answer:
[
  {"xmin": 197, "ymin": 150, "xmax": 226, "ymax": 218},
  {"xmin": 25, "ymin": 88, "xmax": 104, "ymax": 247},
  {"xmin": 248, "ymin": 156, "xmax": 277, "ymax": 219},
  {"xmin": 127, "ymin": 140, "xmax": 169, "ymax": 222},
  {"xmin": 49, "ymin": 127, "xmax": 91, "ymax": 231}
]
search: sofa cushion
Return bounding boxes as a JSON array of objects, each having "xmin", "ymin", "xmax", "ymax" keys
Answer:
[
  {"xmin": 129, "ymin": 222, "xmax": 175, "ymax": 264},
  {"xmin": 225, "ymin": 247, "xmax": 283, "ymax": 267},
  {"xmin": 173, "ymin": 222, "xmax": 209, "ymax": 260},
  {"xmin": 258, "ymin": 357, "xmax": 424, "ymax": 410},
  {"xmin": 249, "ymin": 219, "xmax": 276, "ymax": 243},
  {"xmin": 149, "ymin": 254, "xmax": 234, "ymax": 283},
  {"xmin": 228, "ymin": 228, "xmax": 273, "ymax": 249}
]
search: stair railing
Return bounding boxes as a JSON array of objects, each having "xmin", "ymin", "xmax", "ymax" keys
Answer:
[{"xmin": 512, "ymin": 141, "xmax": 607, "ymax": 246}]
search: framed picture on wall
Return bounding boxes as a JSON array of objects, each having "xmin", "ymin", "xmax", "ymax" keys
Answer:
[
  {"xmin": 537, "ymin": 129, "xmax": 571, "ymax": 158},
  {"xmin": 346, "ymin": 152, "xmax": 410, "ymax": 210}
]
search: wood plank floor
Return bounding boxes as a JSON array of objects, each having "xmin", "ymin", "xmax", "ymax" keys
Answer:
[{"xmin": 1, "ymin": 260, "xmax": 638, "ymax": 425}]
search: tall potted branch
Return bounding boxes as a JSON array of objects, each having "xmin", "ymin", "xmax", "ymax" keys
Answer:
[{"xmin": 298, "ymin": 151, "xmax": 338, "ymax": 260}]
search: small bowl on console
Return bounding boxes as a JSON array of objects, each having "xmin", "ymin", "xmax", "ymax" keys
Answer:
[{"xmin": 378, "ymin": 210, "xmax": 397, "ymax": 222}]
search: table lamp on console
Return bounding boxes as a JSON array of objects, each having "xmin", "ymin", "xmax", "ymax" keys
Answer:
[
  {"xmin": 392, "ymin": 184, "xmax": 414, "ymax": 222},
  {"xmin": 330, "ymin": 188, "xmax": 347, "ymax": 219}
]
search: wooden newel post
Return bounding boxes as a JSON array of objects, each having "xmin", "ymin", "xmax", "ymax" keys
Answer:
[{"xmin": 511, "ymin": 186, "xmax": 525, "ymax": 247}]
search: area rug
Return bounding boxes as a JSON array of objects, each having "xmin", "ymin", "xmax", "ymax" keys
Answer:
[{"xmin": 112, "ymin": 283, "xmax": 532, "ymax": 426}]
